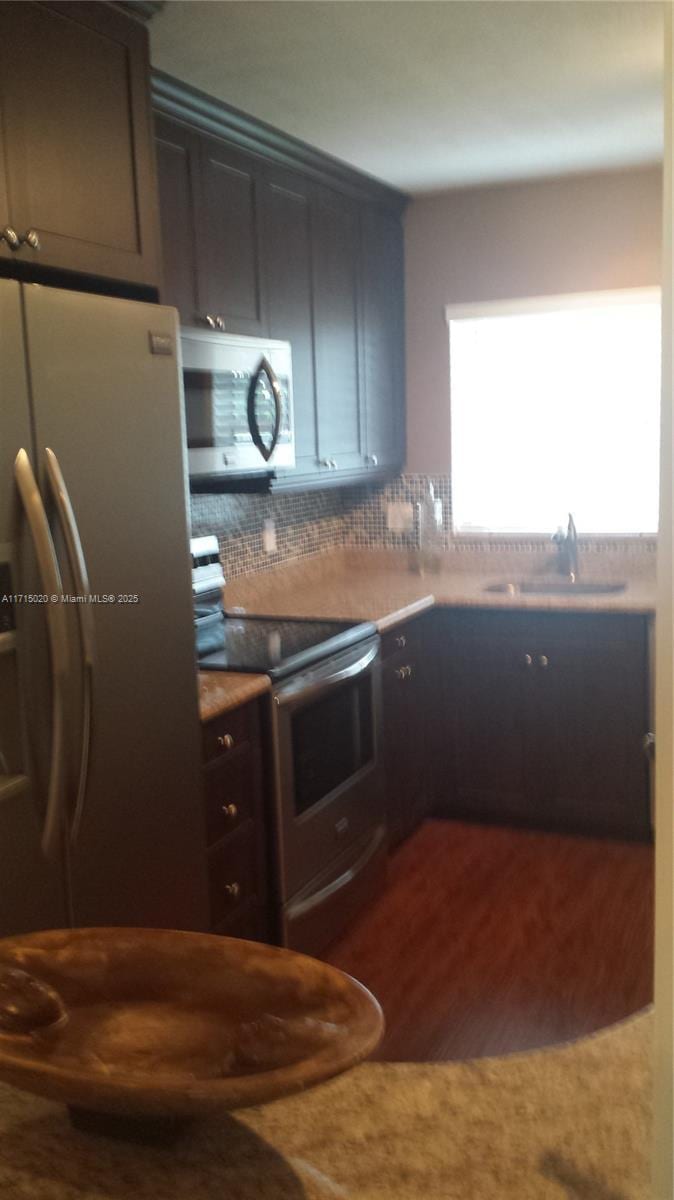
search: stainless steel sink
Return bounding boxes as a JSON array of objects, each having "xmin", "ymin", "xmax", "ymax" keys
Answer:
[{"xmin": 484, "ymin": 580, "xmax": 627, "ymax": 596}]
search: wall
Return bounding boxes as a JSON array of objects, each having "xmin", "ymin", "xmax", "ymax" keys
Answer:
[{"xmin": 405, "ymin": 165, "xmax": 663, "ymax": 473}]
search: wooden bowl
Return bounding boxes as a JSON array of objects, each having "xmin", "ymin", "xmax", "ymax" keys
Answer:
[{"xmin": 0, "ymin": 928, "xmax": 383, "ymax": 1132}]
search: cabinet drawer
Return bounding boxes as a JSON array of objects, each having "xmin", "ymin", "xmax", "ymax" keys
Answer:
[
  {"xmin": 207, "ymin": 822, "xmax": 258, "ymax": 927},
  {"xmin": 203, "ymin": 750, "xmax": 260, "ymax": 846},
  {"xmin": 201, "ymin": 701, "xmax": 258, "ymax": 765}
]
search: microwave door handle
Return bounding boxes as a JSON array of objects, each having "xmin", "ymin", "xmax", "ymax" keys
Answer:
[
  {"xmin": 14, "ymin": 449, "xmax": 69, "ymax": 860},
  {"xmin": 247, "ymin": 356, "xmax": 280, "ymax": 463},
  {"xmin": 267, "ymin": 361, "xmax": 282, "ymax": 458},
  {"xmin": 43, "ymin": 449, "xmax": 95, "ymax": 847},
  {"xmin": 274, "ymin": 642, "xmax": 378, "ymax": 709}
]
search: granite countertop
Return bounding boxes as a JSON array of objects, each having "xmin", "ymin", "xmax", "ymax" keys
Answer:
[
  {"xmin": 197, "ymin": 671, "xmax": 270, "ymax": 723},
  {"xmin": 0, "ymin": 1007, "xmax": 651, "ymax": 1198},
  {"xmin": 197, "ymin": 549, "xmax": 655, "ymax": 722},
  {"xmin": 224, "ymin": 548, "xmax": 656, "ymax": 631}
]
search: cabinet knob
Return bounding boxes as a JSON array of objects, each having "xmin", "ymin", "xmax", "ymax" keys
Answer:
[
  {"xmin": 0, "ymin": 226, "xmax": 20, "ymax": 250},
  {"xmin": 395, "ymin": 634, "xmax": 407, "ymax": 649},
  {"xmin": 319, "ymin": 457, "xmax": 331, "ymax": 468},
  {"xmin": 204, "ymin": 314, "xmax": 219, "ymax": 329},
  {"xmin": 538, "ymin": 655, "xmax": 549, "ymax": 669},
  {"xmin": 224, "ymin": 881, "xmax": 241, "ymax": 901},
  {"xmin": 524, "ymin": 654, "xmax": 533, "ymax": 667},
  {"xmin": 221, "ymin": 802, "xmax": 238, "ymax": 821},
  {"xmin": 217, "ymin": 732, "xmax": 235, "ymax": 750},
  {"xmin": 395, "ymin": 665, "xmax": 412, "ymax": 681},
  {"xmin": 365, "ymin": 454, "xmax": 378, "ymax": 466},
  {"xmin": 19, "ymin": 229, "xmax": 40, "ymax": 251},
  {"xmin": 642, "ymin": 732, "xmax": 656, "ymax": 761},
  {"xmin": 215, "ymin": 316, "xmax": 226, "ymax": 331},
  {"xmin": 329, "ymin": 459, "xmax": 338, "ymax": 470}
]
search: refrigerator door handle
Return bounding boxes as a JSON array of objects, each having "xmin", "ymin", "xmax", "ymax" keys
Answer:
[
  {"xmin": 14, "ymin": 449, "xmax": 69, "ymax": 860},
  {"xmin": 43, "ymin": 448, "xmax": 95, "ymax": 847}
]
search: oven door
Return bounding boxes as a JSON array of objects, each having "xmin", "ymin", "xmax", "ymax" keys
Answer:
[{"xmin": 271, "ymin": 637, "xmax": 384, "ymax": 905}]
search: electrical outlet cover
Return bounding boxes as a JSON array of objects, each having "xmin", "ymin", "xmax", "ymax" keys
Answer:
[{"xmin": 386, "ymin": 501, "xmax": 414, "ymax": 533}]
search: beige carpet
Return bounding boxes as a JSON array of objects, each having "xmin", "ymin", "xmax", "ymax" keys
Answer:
[{"xmin": 0, "ymin": 1009, "xmax": 652, "ymax": 1198}]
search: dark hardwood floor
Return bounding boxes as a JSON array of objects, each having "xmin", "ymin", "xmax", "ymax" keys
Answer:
[{"xmin": 324, "ymin": 819, "xmax": 654, "ymax": 1062}]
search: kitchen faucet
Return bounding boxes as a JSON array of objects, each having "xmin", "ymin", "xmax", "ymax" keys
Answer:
[{"xmin": 552, "ymin": 513, "xmax": 579, "ymax": 581}]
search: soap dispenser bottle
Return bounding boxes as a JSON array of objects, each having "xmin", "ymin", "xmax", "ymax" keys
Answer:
[{"xmin": 416, "ymin": 482, "xmax": 444, "ymax": 574}]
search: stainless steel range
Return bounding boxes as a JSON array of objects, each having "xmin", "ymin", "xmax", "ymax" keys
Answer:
[{"xmin": 191, "ymin": 538, "xmax": 386, "ymax": 955}]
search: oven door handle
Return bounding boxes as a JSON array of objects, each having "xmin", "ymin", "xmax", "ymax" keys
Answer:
[
  {"xmin": 285, "ymin": 825, "xmax": 386, "ymax": 922},
  {"xmin": 273, "ymin": 642, "xmax": 378, "ymax": 708}
]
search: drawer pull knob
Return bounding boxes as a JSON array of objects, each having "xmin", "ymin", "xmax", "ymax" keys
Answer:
[
  {"xmin": 0, "ymin": 226, "xmax": 20, "ymax": 250},
  {"xmin": 217, "ymin": 733, "xmax": 235, "ymax": 750},
  {"xmin": 221, "ymin": 802, "xmax": 238, "ymax": 821},
  {"xmin": 524, "ymin": 654, "xmax": 533, "ymax": 667},
  {"xmin": 224, "ymin": 881, "xmax": 241, "ymax": 901},
  {"xmin": 538, "ymin": 655, "xmax": 549, "ymax": 669},
  {"xmin": 395, "ymin": 665, "xmax": 412, "ymax": 681},
  {"xmin": 396, "ymin": 634, "xmax": 406, "ymax": 648},
  {"xmin": 19, "ymin": 229, "xmax": 41, "ymax": 250}
]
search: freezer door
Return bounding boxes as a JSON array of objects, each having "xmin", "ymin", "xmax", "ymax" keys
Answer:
[
  {"xmin": 0, "ymin": 279, "xmax": 68, "ymax": 934},
  {"xmin": 22, "ymin": 284, "xmax": 209, "ymax": 931}
]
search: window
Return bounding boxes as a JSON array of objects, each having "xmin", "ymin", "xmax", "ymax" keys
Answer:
[{"xmin": 447, "ymin": 290, "xmax": 661, "ymax": 535}]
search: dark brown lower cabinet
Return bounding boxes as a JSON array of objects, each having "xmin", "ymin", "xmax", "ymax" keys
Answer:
[
  {"xmin": 438, "ymin": 610, "xmax": 651, "ymax": 841},
  {"xmin": 381, "ymin": 613, "xmax": 440, "ymax": 847},
  {"xmin": 201, "ymin": 698, "xmax": 270, "ymax": 941}
]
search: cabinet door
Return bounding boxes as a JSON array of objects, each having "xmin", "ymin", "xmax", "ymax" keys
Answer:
[
  {"xmin": 155, "ymin": 116, "xmax": 201, "ymax": 325},
  {"xmin": 312, "ymin": 187, "xmax": 363, "ymax": 474},
  {"xmin": 197, "ymin": 136, "xmax": 266, "ymax": 335},
  {"xmin": 360, "ymin": 205, "xmax": 406, "ymax": 472},
  {"xmin": 443, "ymin": 614, "xmax": 534, "ymax": 822},
  {"xmin": 532, "ymin": 615, "xmax": 650, "ymax": 839},
  {"xmin": 261, "ymin": 168, "xmax": 318, "ymax": 477},
  {"xmin": 1, "ymin": 2, "xmax": 159, "ymax": 287},
  {"xmin": 0, "ymin": 78, "xmax": 11, "ymax": 263}
]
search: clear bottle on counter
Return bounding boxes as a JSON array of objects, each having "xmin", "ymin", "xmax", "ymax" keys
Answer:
[{"xmin": 415, "ymin": 482, "xmax": 444, "ymax": 574}]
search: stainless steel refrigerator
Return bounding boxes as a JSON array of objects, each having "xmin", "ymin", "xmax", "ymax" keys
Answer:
[{"xmin": 0, "ymin": 280, "xmax": 209, "ymax": 936}]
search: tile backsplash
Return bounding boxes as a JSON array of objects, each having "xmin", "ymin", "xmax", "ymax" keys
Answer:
[{"xmin": 191, "ymin": 474, "xmax": 657, "ymax": 582}]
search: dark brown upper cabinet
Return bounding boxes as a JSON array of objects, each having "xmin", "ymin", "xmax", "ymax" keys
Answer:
[
  {"xmin": 0, "ymin": 2, "xmax": 160, "ymax": 289},
  {"xmin": 197, "ymin": 138, "xmax": 266, "ymax": 336},
  {"xmin": 360, "ymin": 205, "xmax": 406, "ymax": 473},
  {"xmin": 261, "ymin": 167, "xmax": 318, "ymax": 477},
  {"xmin": 153, "ymin": 81, "xmax": 408, "ymax": 488},
  {"xmin": 311, "ymin": 186, "xmax": 364, "ymax": 475},
  {"xmin": 155, "ymin": 115, "xmax": 200, "ymax": 324},
  {"xmin": 156, "ymin": 117, "xmax": 266, "ymax": 335}
]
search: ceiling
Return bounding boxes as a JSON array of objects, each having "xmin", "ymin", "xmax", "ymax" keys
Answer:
[{"xmin": 149, "ymin": 1, "xmax": 664, "ymax": 195}]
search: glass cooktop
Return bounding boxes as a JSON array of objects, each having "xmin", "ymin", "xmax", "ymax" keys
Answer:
[{"xmin": 196, "ymin": 614, "xmax": 377, "ymax": 681}]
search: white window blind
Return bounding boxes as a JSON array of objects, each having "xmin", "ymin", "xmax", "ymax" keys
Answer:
[{"xmin": 447, "ymin": 290, "xmax": 661, "ymax": 535}]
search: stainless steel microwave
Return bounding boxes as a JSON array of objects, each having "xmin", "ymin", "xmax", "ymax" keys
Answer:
[{"xmin": 181, "ymin": 328, "xmax": 294, "ymax": 486}]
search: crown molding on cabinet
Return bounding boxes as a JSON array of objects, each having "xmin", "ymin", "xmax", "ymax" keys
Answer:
[{"xmin": 151, "ymin": 70, "xmax": 408, "ymax": 213}]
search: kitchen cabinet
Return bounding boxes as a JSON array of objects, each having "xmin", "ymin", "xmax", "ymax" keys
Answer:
[
  {"xmin": 381, "ymin": 613, "xmax": 439, "ymax": 847},
  {"xmin": 360, "ymin": 205, "xmax": 406, "ymax": 473},
  {"xmin": 201, "ymin": 698, "xmax": 270, "ymax": 941},
  {"xmin": 196, "ymin": 137, "xmax": 266, "ymax": 336},
  {"xmin": 0, "ymin": 2, "xmax": 160, "ymax": 289},
  {"xmin": 311, "ymin": 186, "xmax": 364, "ymax": 475},
  {"xmin": 153, "ymin": 93, "xmax": 407, "ymax": 489},
  {"xmin": 155, "ymin": 116, "xmax": 200, "ymax": 325},
  {"xmin": 156, "ymin": 117, "xmax": 266, "ymax": 333},
  {"xmin": 439, "ymin": 610, "xmax": 651, "ymax": 841},
  {"xmin": 261, "ymin": 166, "xmax": 318, "ymax": 477}
]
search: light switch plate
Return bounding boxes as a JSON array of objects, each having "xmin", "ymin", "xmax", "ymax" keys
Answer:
[{"xmin": 386, "ymin": 501, "xmax": 414, "ymax": 533}]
